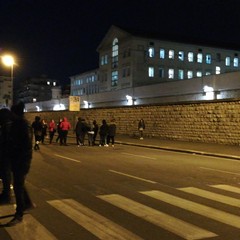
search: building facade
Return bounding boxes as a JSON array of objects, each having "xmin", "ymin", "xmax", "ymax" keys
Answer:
[
  {"xmin": 71, "ymin": 25, "xmax": 240, "ymax": 97},
  {"xmin": 0, "ymin": 76, "xmax": 12, "ymax": 108}
]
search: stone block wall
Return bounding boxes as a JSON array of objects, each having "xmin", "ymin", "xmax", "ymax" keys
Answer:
[{"xmin": 25, "ymin": 100, "xmax": 240, "ymax": 145}]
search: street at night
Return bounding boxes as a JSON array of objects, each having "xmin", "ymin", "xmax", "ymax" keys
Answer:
[{"xmin": 0, "ymin": 139, "xmax": 239, "ymax": 240}]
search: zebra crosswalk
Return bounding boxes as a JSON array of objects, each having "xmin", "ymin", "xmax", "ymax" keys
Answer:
[{"xmin": 0, "ymin": 184, "xmax": 240, "ymax": 240}]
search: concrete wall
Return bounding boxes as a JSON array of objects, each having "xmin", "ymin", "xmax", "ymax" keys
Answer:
[{"xmin": 25, "ymin": 100, "xmax": 240, "ymax": 146}]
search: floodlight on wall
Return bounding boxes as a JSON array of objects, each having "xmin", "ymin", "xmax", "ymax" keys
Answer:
[
  {"xmin": 126, "ymin": 95, "xmax": 133, "ymax": 105},
  {"xmin": 203, "ymin": 85, "xmax": 214, "ymax": 100},
  {"xmin": 84, "ymin": 100, "xmax": 91, "ymax": 108},
  {"xmin": 36, "ymin": 106, "xmax": 41, "ymax": 112},
  {"xmin": 53, "ymin": 103, "xmax": 66, "ymax": 111}
]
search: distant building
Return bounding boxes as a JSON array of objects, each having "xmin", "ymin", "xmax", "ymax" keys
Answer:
[
  {"xmin": 17, "ymin": 75, "xmax": 59, "ymax": 103},
  {"xmin": 0, "ymin": 76, "xmax": 12, "ymax": 108},
  {"xmin": 70, "ymin": 25, "xmax": 240, "ymax": 97}
]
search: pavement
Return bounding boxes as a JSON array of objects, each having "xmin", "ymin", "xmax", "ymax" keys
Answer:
[{"xmin": 115, "ymin": 135, "xmax": 240, "ymax": 161}]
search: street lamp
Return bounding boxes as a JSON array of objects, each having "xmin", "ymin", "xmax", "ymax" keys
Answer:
[{"xmin": 2, "ymin": 55, "xmax": 15, "ymax": 106}]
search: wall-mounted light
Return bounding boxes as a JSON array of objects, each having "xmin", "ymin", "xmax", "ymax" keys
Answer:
[
  {"xmin": 203, "ymin": 85, "xmax": 214, "ymax": 100},
  {"xmin": 126, "ymin": 95, "xmax": 133, "ymax": 105},
  {"xmin": 84, "ymin": 100, "xmax": 91, "ymax": 108}
]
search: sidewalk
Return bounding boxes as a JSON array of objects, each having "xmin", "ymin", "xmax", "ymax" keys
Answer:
[{"xmin": 115, "ymin": 135, "xmax": 240, "ymax": 160}]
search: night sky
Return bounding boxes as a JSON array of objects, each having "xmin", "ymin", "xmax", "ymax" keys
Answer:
[{"xmin": 0, "ymin": 0, "xmax": 240, "ymax": 86}]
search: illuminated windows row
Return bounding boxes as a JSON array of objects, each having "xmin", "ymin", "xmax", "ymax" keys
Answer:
[
  {"xmin": 148, "ymin": 66, "xmax": 221, "ymax": 79},
  {"xmin": 148, "ymin": 47, "xmax": 239, "ymax": 67}
]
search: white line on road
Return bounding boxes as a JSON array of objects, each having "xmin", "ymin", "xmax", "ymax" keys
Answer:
[
  {"xmin": 141, "ymin": 190, "xmax": 240, "ymax": 229},
  {"xmin": 98, "ymin": 194, "xmax": 217, "ymax": 240},
  {"xmin": 48, "ymin": 199, "xmax": 143, "ymax": 240},
  {"xmin": 121, "ymin": 152, "xmax": 156, "ymax": 160},
  {"xmin": 211, "ymin": 184, "xmax": 240, "ymax": 194},
  {"xmin": 54, "ymin": 154, "xmax": 81, "ymax": 163},
  {"xmin": 109, "ymin": 170, "xmax": 157, "ymax": 184},
  {"xmin": 200, "ymin": 167, "xmax": 240, "ymax": 176}
]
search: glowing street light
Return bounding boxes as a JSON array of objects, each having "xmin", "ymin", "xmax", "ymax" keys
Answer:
[{"xmin": 2, "ymin": 55, "xmax": 15, "ymax": 106}]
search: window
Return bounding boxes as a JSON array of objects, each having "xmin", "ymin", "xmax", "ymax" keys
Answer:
[
  {"xmin": 178, "ymin": 69, "xmax": 184, "ymax": 79},
  {"xmin": 148, "ymin": 47, "xmax": 154, "ymax": 57},
  {"xmin": 216, "ymin": 66, "xmax": 221, "ymax": 74},
  {"xmin": 196, "ymin": 71, "xmax": 202, "ymax": 77},
  {"xmin": 168, "ymin": 69, "xmax": 174, "ymax": 79},
  {"xmin": 159, "ymin": 68, "xmax": 164, "ymax": 78},
  {"xmin": 178, "ymin": 51, "xmax": 184, "ymax": 61},
  {"xmin": 112, "ymin": 38, "xmax": 118, "ymax": 68},
  {"xmin": 159, "ymin": 49, "xmax": 165, "ymax": 59},
  {"xmin": 187, "ymin": 70, "xmax": 193, "ymax": 79},
  {"xmin": 148, "ymin": 67, "xmax": 154, "ymax": 77},
  {"xmin": 206, "ymin": 54, "xmax": 211, "ymax": 64},
  {"xmin": 188, "ymin": 52, "xmax": 194, "ymax": 62},
  {"xmin": 169, "ymin": 50, "xmax": 174, "ymax": 59},
  {"xmin": 233, "ymin": 57, "xmax": 239, "ymax": 67},
  {"xmin": 111, "ymin": 71, "xmax": 118, "ymax": 86},
  {"xmin": 225, "ymin": 57, "xmax": 231, "ymax": 66},
  {"xmin": 197, "ymin": 53, "xmax": 203, "ymax": 63}
]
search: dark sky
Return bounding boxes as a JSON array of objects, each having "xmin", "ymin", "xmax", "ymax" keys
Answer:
[{"xmin": 0, "ymin": 0, "xmax": 240, "ymax": 86}]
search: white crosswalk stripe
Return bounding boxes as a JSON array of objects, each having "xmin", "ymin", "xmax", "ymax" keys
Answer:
[
  {"xmin": 98, "ymin": 194, "xmax": 217, "ymax": 240},
  {"xmin": 47, "ymin": 198, "xmax": 143, "ymax": 240},
  {"xmin": 1, "ymin": 184, "xmax": 240, "ymax": 240},
  {"xmin": 140, "ymin": 189, "xmax": 240, "ymax": 229},
  {"xmin": 0, "ymin": 205, "xmax": 57, "ymax": 240}
]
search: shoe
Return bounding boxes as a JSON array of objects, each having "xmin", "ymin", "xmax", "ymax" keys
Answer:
[
  {"xmin": 112, "ymin": 145, "xmax": 114, "ymax": 147},
  {"xmin": 104, "ymin": 144, "xmax": 109, "ymax": 147},
  {"xmin": 6, "ymin": 214, "xmax": 23, "ymax": 227},
  {"xmin": 140, "ymin": 137, "xmax": 143, "ymax": 140}
]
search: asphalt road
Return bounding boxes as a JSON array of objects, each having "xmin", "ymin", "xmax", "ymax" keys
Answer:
[{"xmin": 0, "ymin": 142, "xmax": 240, "ymax": 240}]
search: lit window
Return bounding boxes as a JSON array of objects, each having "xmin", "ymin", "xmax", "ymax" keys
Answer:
[
  {"xmin": 206, "ymin": 54, "xmax": 211, "ymax": 64},
  {"xmin": 159, "ymin": 49, "xmax": 165, "ymax": 59},
  {"xmin": 148, "ymin": 47, "xmax": 154, "ymax": 57},
  {"xmin": 188, "ymin": 52, "xmax": 194, "ymax": 62},
  {"xmin": 112, "ymin": 38, "xmax": 118, "ymax": 68},
  {"xmin": 159, "ymin": 68, "xmax": 164, "ymax": 78},
  {"xmin": 148, "ymin": 67, "xmax": 154, "ymax": 77},
  {"xmin": 225, "ymin": 57, "xmax": 231, "ymax": 66},
  {"xmin": 168, "ymin": 69, "xmax": 174, "ymax": 79},
  {"xmin": 197, "ymin": 53, "xmax": 203, "ymax": 63},
  {"xmin": 196, "ymin": 71, "xmax": 202, "ymax": 77},
  {"xmin": 187, "ymin": 70, "xmax": 193, "ymax": 79},
  {"xmin": 111, "ymin": 71, "xmax": 118, "ymax": 86},
  {"xmin": 233, "ymin": 57, "xmax": 239, "ymax": 67},
  {"xmin": 178, "ymin": 51, "xmax": 184, "ymax": 61},
  {"xmin": 216, "ymin": 66, "xmax": 221, "ymax": 74},
  {"xmin": 169, "ymin": 50, "xmax": 174, "ymax": 59},
  {"xmin": 178, "ymin": 69, "xmax": 184, "ymax": 79}
]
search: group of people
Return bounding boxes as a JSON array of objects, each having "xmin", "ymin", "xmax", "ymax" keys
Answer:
[
  {"xmin": 75, "ymin": 118, "xmax": 117, "ymax": 147},
  {"xmin": 0, "ymin": 102, "xmax": 34, "ymax": 226}
]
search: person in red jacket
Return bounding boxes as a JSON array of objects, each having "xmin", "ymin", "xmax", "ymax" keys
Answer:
[
  {"xmin": 48, "ymin": 119, "xmax": 56, "ymax": 144},
  {"xmin": 59, "ymin": 117, "xmax": 71, "ymax": 145}
]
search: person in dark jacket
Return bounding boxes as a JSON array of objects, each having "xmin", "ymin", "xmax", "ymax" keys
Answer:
[
  {"xmin": 107, "ymin": 118, "xmax": 117, "ymax": 147},
  {"xmin": 138, "ymin": 119, "xmax": 145, "ymax": 140},
  {"xmin": 32, "ymin": 116, "xmax": 42, "ymax": 150},
  {"xmin": 92, "ymin": 120, "xmax": 99, "ymax": 146},
  {"xmin": 8, "ymin": 103, "xmax": 34, "ymax": 226},
  {"xmin": 99, "ymin": 119, "xmax": 109, "ymax": 146},
  {"xmin": 75, "ymin": 118, "xmax": 88, "ymax": 146}
]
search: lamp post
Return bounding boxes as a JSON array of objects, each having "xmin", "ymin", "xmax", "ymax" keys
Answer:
[{"xmin": 2, "ymin": 55, "xmax": 15, "ymax": 106}]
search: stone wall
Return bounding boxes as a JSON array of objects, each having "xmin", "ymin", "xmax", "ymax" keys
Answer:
[{"xmin": 25, "ymin": 100, "xmax": 240, "ymax": 145}]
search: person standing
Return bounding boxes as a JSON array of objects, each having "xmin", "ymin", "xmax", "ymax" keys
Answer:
[
  {"xmin": 138, "ymin": 119, "xmax": 145, "ymax": 140},
  {"xmin": 107, "ymin": 118, "xmax": 116, "ymax": 147},
  {"xmin": 99, "ymin": 119, "xmax": 109, "ymax": 146},
  {"xmin": 55, "ymin": 118, "xmax": 63, "ymax": 143},
  {"xmin": 32, "ymin": 116, "xmax": 42, "ymax": 150},
  {"xmin": 60, "ymin": 117, "xmax": 71, "ymax": 145},
  {"xmin": 48, "ymin": 119, "xmax": 56, "ymax": 144},
  {"xmin": 92, "ymin": 120, "xmax": 99, "ymax": 146}
]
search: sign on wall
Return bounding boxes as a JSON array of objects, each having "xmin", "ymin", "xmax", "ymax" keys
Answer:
[{"xmin": 69, "ymin": 96, "xmax": 80, "ymax": 111}]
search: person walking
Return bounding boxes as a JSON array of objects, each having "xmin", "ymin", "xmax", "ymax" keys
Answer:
[
  {"xmin": 75, "ymin": 118, "xmax": 88, "ymax": 146},
  {"xmin": 32, "ymin": 116, "xmax": 42, "ymax": 150},
  {"xmin": 107, "ymin": 118, "xmax": 116, "ymax": 147},
  {"xmin": 41, "ymin": 119, "xmax": 48, "ymax": 144},
  {"xmin": 48, "ymin": 119, "xmax": 56, "ymax": 144},
  {"xmin": 138, "ymin": 119, "xmax": 145, "ymax": 140},
  {"xmin": 60, "ymin": 117, "xmax": 71, "ymax": 145},
  {"xmin": 55, "ymin": 118, "xmax": 63, "ymax": 143},
  {"xmin": 1, "ymin": 103, "xmax": 34, "ymax": 226},
  {"xmin": 99, "ymin": 119, "xmax": 109, "ymax": 146}
]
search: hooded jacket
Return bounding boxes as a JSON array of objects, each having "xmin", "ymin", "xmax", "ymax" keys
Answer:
[{"xmin": 60, "ymin": 117, "xmax": 71, "ymax": 131}]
